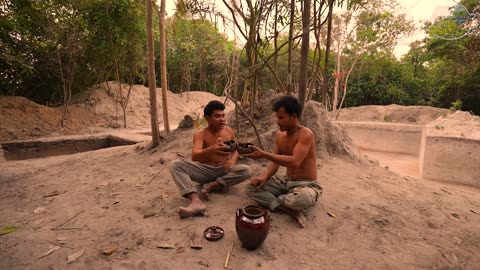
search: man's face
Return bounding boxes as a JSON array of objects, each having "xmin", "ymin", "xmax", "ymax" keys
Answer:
[
  {"xmin": 275, "ymin": 107, "xmax": 295, "ymax": 132},
  {"xmin": 206, "ymin": 109, "xmax": 226, "ymax": 129}
]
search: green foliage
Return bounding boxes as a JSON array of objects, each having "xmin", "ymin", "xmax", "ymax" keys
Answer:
[
  {"xmin": 419, "ymin": 0, "xmax": 480, "ymax": 114},
  {"xmin": 449, "ymin": 99, "xmax": 463, "ymax": 112},
  {"xmin": 83, "ymin": 0, "xmax": 146, "ymax": 84},
  {"xmin": 1, "ymin": 0, "xmax": 478, "ymax": 117},
  {"xmin": 165, "ymin": 17, "xmax": 234, "ymax": 94},
  {"xmin": 0, "ymin": 226, "xmax": 17, "ymax": 235},
  {"xmin": 344, "ymin": 53, "xmax": 424, "ymax": 107},
  {"xmin": 0, "ymin": 0, "xmax": 146, "ymax": 105},
  {"xmin": 350, "ymin": 0, "xmax": 415, "ymax": 56}
]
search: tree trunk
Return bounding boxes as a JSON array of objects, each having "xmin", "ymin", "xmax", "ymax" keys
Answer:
[
  {"xmin": 273, "ymin": 1, "xmax": 278, "ymax": 92},
  {"xmin": 332, "ymin": 38, "xmax": 341, "ymax": 116},
  {"xmin": 298, "ymin": 0, "xmax": 311, "ymax": 105},
  {"xmin": 287, "ymin": 0, "xmax": 295, "ymax": 94},
  {"xmin": 334, "ymin": 57, "xmax": 358, "ymax": 120},
  {"xmin": 146, "ymin": 0, "xmax": 160, "ymax": 146},
  {"xmin": 233, "ymin": 50, "xmax": 240, "ymax": 135},
  {"xmin": 159, "ymin": 0, "xmax": 170, "ymax": 133},
  {"xmin": 321, "ymin": 0, "xmax": 334, "ymax": 106}
]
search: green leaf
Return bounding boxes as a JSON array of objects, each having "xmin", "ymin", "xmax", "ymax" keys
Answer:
[{"xmin": 0, "ymin": 226, "xmax": 17, "ymax": 235}]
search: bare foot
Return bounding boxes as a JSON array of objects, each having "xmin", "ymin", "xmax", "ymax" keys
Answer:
[
  {"xmin": 277, "ymin": 205, "xmax": 306, "ymax": 228},
  {"xmin": 177, "ymin": 202, "xmax": 206, "ymax": 218},
  {"xmin": 293, "ymin": 211, "xmax": 306, "ymax": 228},
  {"xmin": 199, "ymin": 188, "xmax": 209, "ymax": 201},
  {"xmin": 200, "ymin": 181, "xmax": 224, "ymax": 200}
]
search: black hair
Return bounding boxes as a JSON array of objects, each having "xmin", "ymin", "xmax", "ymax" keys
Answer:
[
  {"xmin": 204, "ymin": 100, "xmax": 225, "ymax": 117},
  {"xmin": 272, "ymin": 95, "xmax": 303, "ymax": 117}
]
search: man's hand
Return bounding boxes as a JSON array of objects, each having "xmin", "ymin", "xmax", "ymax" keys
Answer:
[
  {"xmin": 241, "ymin": 145, "xmax": 265, "ymax": 160},
  {"xmin": 250, "ymin": 176, "xmax": 267, "ymax": 190},
  {"xmin": 210, "ymin": 140, "xmax": 230, "ymax": 156}
]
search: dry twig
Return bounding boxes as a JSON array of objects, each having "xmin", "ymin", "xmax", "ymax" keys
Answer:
[
  {"xmin": 48, "ymin": 240, "xmax": 73, "ymax": 249},
  {"xmin": 224, "ymin": 241, "xmax": 235, "ymax": 269},
  {"xmin": 147, "ymin": 166, "xmax": 167, "ymax": 184},
  {"xmin": 51, "ymin": 210, "xmax": 85, "ymax": 231}
]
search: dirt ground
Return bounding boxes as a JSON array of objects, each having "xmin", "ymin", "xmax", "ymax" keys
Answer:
[
  {"xmin": 1, "ymin": 87, "xmax": 479, "ymax": 270},
  {"xmin": 336, "ymin": 104, "xmax": 450, "ymax": 124}
]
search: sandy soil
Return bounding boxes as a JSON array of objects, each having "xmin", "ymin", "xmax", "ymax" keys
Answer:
[
  {"xmin": 0, "ymin": 82, "xmax": 233, "ymax": 142},
  {"xmin": 336, "ymin": 104, "xmax": 450, "ymax": 124},
  {"xmin": 1, "ymin": 88, "xmax": 479, "ymax": 269},
  {"xmin": 424, "ymin": 111, "xmax": 480, "ymax": 139}
]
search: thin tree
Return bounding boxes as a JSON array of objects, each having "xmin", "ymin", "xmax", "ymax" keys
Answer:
[
  {"xmin": 273, "ymin": 0, "xmax": 278, "ymax": 92},
  {"xmin": 321, "ymin": 0, "xmax": 334, "ymax": 106},
  {"xmin": 146, "ymin": 0, "xmax": 160, "ymax": 146},
  {"xmin": 298, "ymin": 0, "xmax": 311, "ymax": 105},
  {"xmin": 286, "ymin": 0, "xmax": 295, "ymax": 94},
  {"xmin": 158, "ymin": 0, "xmax": 170, "ymax": 133}
]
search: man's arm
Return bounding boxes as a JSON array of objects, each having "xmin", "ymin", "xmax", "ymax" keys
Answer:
[
  {"xmin": 250, "ymin": 140, "xmax": 280, "ymax": 189},
  {"xmin": 191, "ymin": 130, "xmax": 215, "ymax": 163},
  {"xmin": 250, "ymin": 129, "xmax": 314, "ymax": 169},
  {"xmin": 191, "ymin": 130, "xmax": 207, "ymax": 162},
  {"xmin": 259, "ymin": 145, "xmax": 280, "ymax": 180}
]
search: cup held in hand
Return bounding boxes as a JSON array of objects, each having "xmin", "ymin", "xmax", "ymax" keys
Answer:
[
  {"xmin": 237, "ymin": 143, "xmax": 254, "ymax": 154},
  {"xmin": 223, "ymin": 140, "xmax": 237, "ymax": 152}
]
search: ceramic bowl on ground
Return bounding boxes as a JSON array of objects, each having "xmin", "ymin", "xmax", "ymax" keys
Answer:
[
  {"xmin": 204, "ymin": 226, "xmax": 224, "ymax": 241},
  {"xmin": 237, "ymin": 143, "xmax": 254, "ymax": 154},
  {"xmin": 223, "ymin": 140, "xmax": 237, "ymax": 152}
]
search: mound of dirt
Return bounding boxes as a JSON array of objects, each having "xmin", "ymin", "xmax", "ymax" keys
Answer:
[
  {"xmin": 0, "ymin": 96, "xmax": 101, "ymax": 142},
  {"xmin": 228, "ymin": 91, "xmax": 360, "ymax": 159},
  {"xmin": 336, "ymin": 104, "xmax": 449, "ymax": 124},
  {"xmin": 0, "ymin": 82, "xmax": 232, "ymax": 142},
  {"xmin": 81, "ymin": 82, "xmax": 233, "ymax": 129},
  {"xmin": 424, "ymin": 110, "xmax": 480, "ymax": 139},
  {"xmin": 302, "ymin": 100, "xmax": 361, "ymax": 159}
]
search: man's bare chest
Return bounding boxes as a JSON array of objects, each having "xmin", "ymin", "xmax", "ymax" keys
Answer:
[
  {"xmin": 278, "ymin": 137, "xmax": 298, "ymax": 155},
  {"xmin": 203, "ymin": 130, "xmax": 232, "ymax": 147}
]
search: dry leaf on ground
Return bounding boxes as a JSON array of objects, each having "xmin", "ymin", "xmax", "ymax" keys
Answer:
[
  {"xmin": 37, "ymin": 245, "xmax": 61, "ymax": 259},
  {"xmin": 0, "ymin": 226, "xmax": 17, "ymax": 235},
  {"xmin": 102, "ymin": 247, "xmax": 118, "ymax": 255},
  {"xmin": 33, "ymin": 207, "xmax": 47, "ymax": 214},
  {"xmin": 67, "ymin": 248, "xmax": 85, "ymax": 264}
]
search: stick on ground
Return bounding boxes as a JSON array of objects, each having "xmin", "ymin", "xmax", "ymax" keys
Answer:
[
  {"xmin": 224, "ymin": 241, "xmax": 235, "ymax": 269},
  {"xmin": 52, "ymin": 210, "xmax": 85, "ymax": 231},
  {"xmin": 147, "ymin": 164, "xmax": 169, "ymax": 184}
]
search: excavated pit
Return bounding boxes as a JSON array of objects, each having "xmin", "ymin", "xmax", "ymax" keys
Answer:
[{"xmin": 1, "ymin": 136, "xmax": 136, "ymax": 161}]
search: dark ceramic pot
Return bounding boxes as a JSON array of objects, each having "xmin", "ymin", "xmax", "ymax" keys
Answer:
[
  {"xmin": 237, "ymin": 143, "xmax": 254, "ymax": 154},
  {"xmin": 235, "ymin": 205, "xmax": 270, "ymax": 250},
  {"xmin": 223, "ymin": 140, "xmax": 237, "ymax": 152}
]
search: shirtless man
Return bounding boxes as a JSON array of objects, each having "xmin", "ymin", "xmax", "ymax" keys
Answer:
[
  {"xmin": 169, "ymin": 100, "xmax": 251, "ymax": 218},
  {"xmin": 242, "ymin": 95, "xmax": 322, "ymax": 227}
]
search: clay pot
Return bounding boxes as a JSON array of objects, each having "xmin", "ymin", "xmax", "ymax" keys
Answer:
[
  {"xmin": 237, "ymin": 143, "xmax": 254, "ymax": 154},
  {"xmin": 223, "ymin": 140, "xmax": 237, "ymax": 152},
  {"xmin": 235, "ymin": 205, "xmax": 270, "ymax": 250}
]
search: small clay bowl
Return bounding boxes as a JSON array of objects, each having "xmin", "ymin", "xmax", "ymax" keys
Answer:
[
  {"xmin": 204, "ymin": 226, "xmax": 224, "ymax": 241},
  {"xmin": 237, "ymin": 143, "xmax": 254, "ymax": 154},
  {"xmin": 223, "ymin": 140, "xmax": 237, "ymax": 152}
]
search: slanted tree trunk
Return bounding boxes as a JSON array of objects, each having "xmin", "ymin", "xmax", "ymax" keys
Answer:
[
  {"xmin": 334, "ymin": 57, "xmax": 358, "ymax": 120},
  {"xmin": 332, "ymin": 38, "xmax": 341, "ymax": 116},
  {"xmin": 146, "ymin": 0, "xmax": 160, "ymax": 146},
  {"xmin": 322, "ymin": 0, "xmax": 334, "ymax": 106},
  {"xmin": 298, "ymin": 0, "xmax": 311, "ymax": 105}
]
